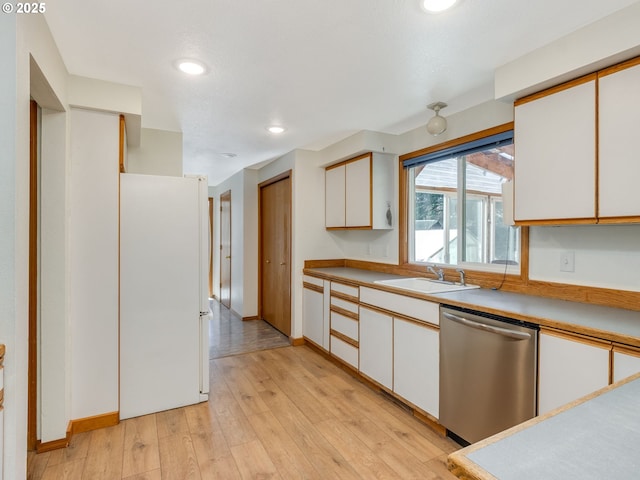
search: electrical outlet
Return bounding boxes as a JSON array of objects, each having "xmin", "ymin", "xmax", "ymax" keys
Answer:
[{"xmin": 560, "ymin": 251, "xmax": 575, "ymax": 272}]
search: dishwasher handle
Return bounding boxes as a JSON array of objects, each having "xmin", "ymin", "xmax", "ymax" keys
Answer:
[{"xmin": 442, "ymin": 311, "xmax": 531, "ymax": 341}]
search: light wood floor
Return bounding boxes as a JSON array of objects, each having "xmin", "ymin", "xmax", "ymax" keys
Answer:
[{"xmin": 28, "ymin": 344, "xmax": 461, "ymax": 479}]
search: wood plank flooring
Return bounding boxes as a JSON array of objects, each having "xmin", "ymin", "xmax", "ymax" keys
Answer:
[
  {"xmin": 28, "ymin": 302, "xmax": 461, "ymax": 479},
  {"xmin": 28, "ymin": 345, "xmax": 460, "ymax": 479}
]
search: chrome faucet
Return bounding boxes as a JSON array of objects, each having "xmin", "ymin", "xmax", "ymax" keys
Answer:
[
  {"xmin": 427, "ymin": 265, "xmax": 445, "ymax": 281},
  {"xmin": 456, "ymin": 268, "xmax": 466, "ymax": 286}
]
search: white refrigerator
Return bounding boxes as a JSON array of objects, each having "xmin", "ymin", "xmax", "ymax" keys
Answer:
[{"xmin": 120, "ymin": 173, "xmax": 210, "ymax": 420}]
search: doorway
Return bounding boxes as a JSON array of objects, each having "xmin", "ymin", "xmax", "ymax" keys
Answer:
[
  {"xmin": 219, "ymin": 190, "xmax": 232, "ymax": 309},
  {"xmin": 208, "ymin": 197, "xmax": 214, "ymax": 299},
  {"xmin": 259, "ymin": 172, "xmax": 292, "ymax": 337}
]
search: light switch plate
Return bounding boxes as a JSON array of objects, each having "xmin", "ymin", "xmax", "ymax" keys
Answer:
[{"xmin": 560, "ymin": 251, "xmax": 575, "ymax": 272}]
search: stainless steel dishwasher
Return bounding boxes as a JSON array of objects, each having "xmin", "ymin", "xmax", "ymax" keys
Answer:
[{"xmin": 439, "ymin": 306, "xmax": 538, "ymax": 445}]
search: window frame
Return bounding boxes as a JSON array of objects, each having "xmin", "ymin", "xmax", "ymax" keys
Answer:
[{"xmin": 399, "ymin": 122, "xmax": 529, "ymax": 284}]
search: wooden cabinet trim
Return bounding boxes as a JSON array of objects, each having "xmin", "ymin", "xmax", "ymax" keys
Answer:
[
  {"xmin": 514, "ymin": 73, "xmax": 597, "ymax": 107},
  {"xmin": 330, "ymin": 290, "xmax": 359, "ymax": 304},
  {"xmin": 612, "ymin": 343, "xmax": 640, "ymax": 357},
  {"xmin": 330, "ymin": 305, "xmax": 358, "ymax": 321},
  {"xmin": 540, "ymin": 327, "xmax": 612, "ymax": 350},
  {"xmin": 514, "ymin": 218, "xmax": 596, "ymax": 227},
  {"xmin": 597, "ymin": 215, "xmax": 640, "ymax": 224},
  {"xmin": 598, "ymin": 55, "xmax": 640, "ymax": 78},
  {"xmin": 330, "ymin": 330, "xmax": 359, "ymax": 348},
  {"xmin": 303, "ymin": 282, "xmax": 324, "ymax": 294},
  {"xmin": 393, "ymin": 314, "xmax": 439, "ymax": 331}
]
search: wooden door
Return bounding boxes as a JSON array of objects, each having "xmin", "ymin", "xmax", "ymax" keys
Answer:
[
  {"xmin": 259, "ymin": 174, "xmax": 291, "ymax": 336},
  {"xmin": 219, "ymin": 190, "xmax": 231, "ymax": 309}
]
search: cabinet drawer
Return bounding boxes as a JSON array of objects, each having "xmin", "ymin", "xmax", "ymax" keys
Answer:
[
  {"xmin": 331, "ymin": 335, "xmax": 358, "ymax": 369},
  {"xmin": 331, "ymin": 296, "xmax": 358, "ymax": 315},
  {"xmin": 360, "ymin": 287, "xmax": 440, "ymax": 326},
  {"xmin": 331, "ymin": 312, "xmax": 358, "ymax": 341},
  {"xmin": 331, "ymin": 282, "xmax": 359, "ymax": 299},
  {"xmin": 303, "ymin": 275, "xmax": 324, "ymax": 289}
]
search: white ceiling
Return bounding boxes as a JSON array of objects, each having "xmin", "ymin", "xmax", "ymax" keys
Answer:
[{"xmin": 44, "ymin": 0, "xmax": 638, "ymax": 186}]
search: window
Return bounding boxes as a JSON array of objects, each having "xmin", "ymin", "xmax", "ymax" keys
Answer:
[{"xmin": 404, "ymin": 128, "xmax": 520, "ymax": 270}]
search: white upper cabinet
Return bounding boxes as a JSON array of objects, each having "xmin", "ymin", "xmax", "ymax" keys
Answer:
[
  {"xmin": 514, "ymin": 56, "xmax": 640, "ymax": 225},
  {"xmin": 345, "ymin": 156, "xmax": 371, "ymax": 227},
  {"xmin": 514, "ymin": 75, "xmax": 597, "ymax": 223},
  {"xmin": 598, "ymin": 58, "xmax": 640, "ymax": 221},
  {"xmin": 325, "ymin": 164, "xmax": 346, "ymax": 228},
  {"xmin": 325, "ymin": 152, "xmax": 394, "ymax": 230}
]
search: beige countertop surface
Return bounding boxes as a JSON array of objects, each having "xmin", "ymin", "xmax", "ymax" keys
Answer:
[{"xmin": 304, "ymin": 267, "xmax": 640, "ymax": 346}]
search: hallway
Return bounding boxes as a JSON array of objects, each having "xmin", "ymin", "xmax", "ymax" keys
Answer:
[{"xmin": 208, "ymin": 300, "xmax": 290, "ymax": 359}]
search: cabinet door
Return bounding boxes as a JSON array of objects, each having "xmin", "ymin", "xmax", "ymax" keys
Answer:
[
  {"xmin": 538, "ymin": 331, "xmax": 610, "ymax": 415},
  {"xmin": 612, "ymin": 346, "xmax": 640, "ymax": 383},
  {"xmin": 598, "ymin": 60, "xmax": 640, "ymax": 219},
  {"xmin": 393, "ymin": 318, "xmax": 439, "ymax": 418},
  {"xmin": 303, "ymin": 286, "xmax": 325, "ymax": 349},
  {"xmin": 345, "ymin": 155, "xmax": 371, "ymax": 227},
  {"xmin": 325, "ymin": 164, "xmax": 345, "ymax": 228},
  {"xmin": 359, "ymin": 306, "xmax": 392, "ymax": 389},
  {"xmin": 514, "ymin": 77, "xmax": 596, "ymax": 222}
]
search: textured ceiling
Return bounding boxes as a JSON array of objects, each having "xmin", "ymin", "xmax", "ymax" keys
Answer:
[{"xmin": 44, "ymin": 0, "xmax": 638, "ymax": 185}]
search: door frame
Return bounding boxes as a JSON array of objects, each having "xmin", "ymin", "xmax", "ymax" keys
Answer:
[
  {"xmin": 219, "ymin": 190, "xmax": 232, "ymax": 309},
  {"xmin": 27, "ymin": 100, "xmax": 39, "ymax": 451},
  {"xmin": 258, "ymin": 170, "xmax": 292, "ymax": 333}
]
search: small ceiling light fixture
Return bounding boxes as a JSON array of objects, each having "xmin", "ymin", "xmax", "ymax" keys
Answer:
[
  {"xmin": 421, "ymin": 0, "xmax": 458, "ymax": 13},
  {"xmin": 220, "ymin": 152, "xmax": 237, "ymax": 158},
  {"xmin": 267, "ymin": 125, "xmax": 286, "ymax": 134},
  {"xmin": 426, "ymin": 101, "xmax": 448, "ymax": 136},
  {"xmin": 175, "ymin": 59, "xmax": 207, "ymax": 75}
]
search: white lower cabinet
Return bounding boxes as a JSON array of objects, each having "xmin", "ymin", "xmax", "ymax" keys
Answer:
[
  {"xmin": 302, "ymin": 277, "xmax": 330, "ymax": 350},
  {"xmin": 538, "ymin": 330, "xmax": 610, "ymax": 415},
  {"xmin": 393, "ymin": 318, "xmax": 439, "ymax": 419},
  {"xmin": 359, "ymin": 306, "xmax": 393, "ymax": 390},
  {"xmin": 612, "ymin": 346, "xmax": 640, "ymax": 383}
]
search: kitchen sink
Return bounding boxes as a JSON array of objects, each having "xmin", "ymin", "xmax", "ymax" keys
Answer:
[{"xmin": 373, "ymin": 277, "xmax": 480, "ymax": 294}]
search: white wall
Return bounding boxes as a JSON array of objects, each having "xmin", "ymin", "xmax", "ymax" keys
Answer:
[
  {"xmin": 69, "ymin": 109, "xmax": 120, "ymax": 420},
  {"xmin": 1, "ymin": 13, "xmax": 71, "ymax": 478},
  {"xmin": 212, "ymin": 169, "xmax": 258, "ymax": 318},
  {"xmin": 39, "ymin": 109, "xmax": 69, "ymax": 442},
  {"xmin": 529, "ymin": 225, "xmax": 640, "ymax": 292},
  {"xmin": 495, "ymin": 2, "xmax": 640, "ymax": 101},
  {"xmin": 243, "ymin": 170, "xmax": 259, "ymax": 317},
  {"xmin": 1, "ymin": 14, "xmax": 24, "ymax": 480},
  {"xmin": 127, "ymin": 128, "xmax": 183, "ymax": 176}
]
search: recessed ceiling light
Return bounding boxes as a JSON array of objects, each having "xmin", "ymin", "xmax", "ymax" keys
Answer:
[
  {"xmin": 174, "ymin": 59, "xmax": 207, "ymax": 75},
  {"xmin": 220, "ymin": 152, "xmax": 237, "ymax": 158},
  {"xmin": 267, "ymin": 126, "xmax": 286, "ymax": 134},
  {"xmin": 420, "ymin": 0, "xmax": 458, "ymax": 13}
]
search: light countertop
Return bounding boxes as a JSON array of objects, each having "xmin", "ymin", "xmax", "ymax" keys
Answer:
[
  {"xmin": 304, "ymin": 267, "xmax": 640, "ymax": 346},
  {"xmin": 447, "ymin": 373, "xmax": 640, "ymax": 480}
]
